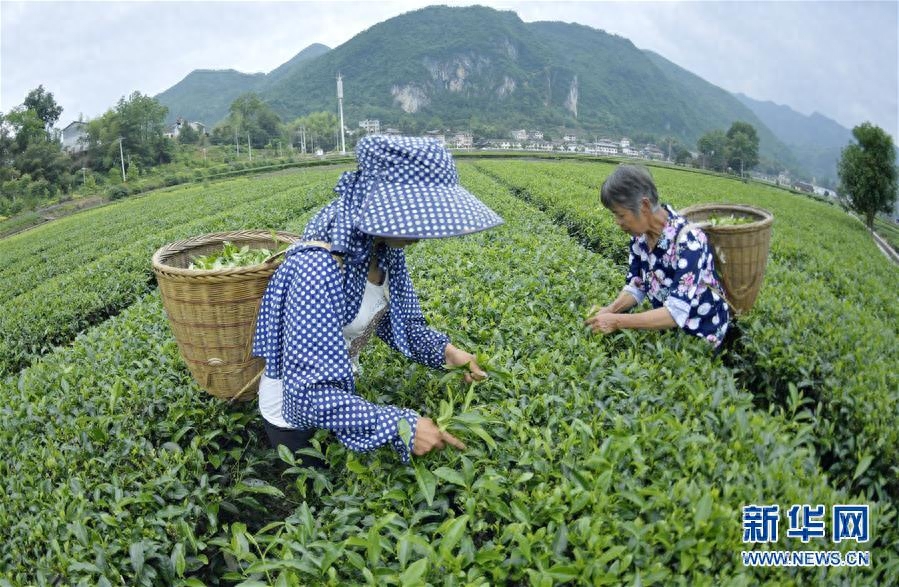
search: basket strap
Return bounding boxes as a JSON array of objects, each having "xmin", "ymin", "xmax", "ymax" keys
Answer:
[
  {"xmin": 262, "ymin": 239, "xmax": 344, "ymax": 268},
  {"xmin": 229, "ymin": 368, "xmax": 263, "ymax": 404},
  {"xmin": 236, "ymin": 240, "xmax": 345, "ymax": 401},
  {"xmin": 676, "ymin": 222, "xmax": 736, "ymax": 313}
]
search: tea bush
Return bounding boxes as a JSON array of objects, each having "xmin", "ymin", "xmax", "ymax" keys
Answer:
[
  {"xmin": 0, "ymin": 169, "xmax": 347, "ymax": 376},
  {"xmin": 473, "ymin": 159, "xmax": 899, "ymax": 501},
  {"xmin": 1, "ymin": 161, "xmax": 895, "ymax": 585}
]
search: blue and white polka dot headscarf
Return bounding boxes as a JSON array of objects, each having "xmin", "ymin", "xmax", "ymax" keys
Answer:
[{"xmin": 328, "ymin": 135, "xmax": 503, "ymax": 264}]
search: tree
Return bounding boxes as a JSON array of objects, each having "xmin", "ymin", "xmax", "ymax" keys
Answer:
[
  {"xmin": 2, "ymin": 108, "xmax": 70, "ymax": 189},
  {"xmin": 177, "ymin": 122, "xmax": 199, "ymax": 144},
  {"xmin": 23, "ymin": 85, "xmax": 63, "ymax": 132},
  {"xmin": 673, "ymin": 145, "xmax": 692, "ymax": 165},
  {"xmin": 115, "ymin": 91, "xmax": 171, "ymax": 166},
  {"xmin": 697, "ymin": 130, "xmax": 728, "ymax": 172},
  {"xmin": 726, "ymin": 121, "xmax": 760, "ymax": 177},
  {"xmin": 288, "ymin": 112, "xmax": 338, "ymax": 152},
  {"xmin": 225, "ymin": 93, "xmax": 282, "ymax": 149},
  {"xmin": 0, "ymin": 105, "xmax": 72, "ymax": 215},
  {"xmin": 85, "ymin": 92, "xmax": 172, "ymax": 170},
  {"xmin": 838, "ymin": 122, "xmax": 898, "ymax": 229}
]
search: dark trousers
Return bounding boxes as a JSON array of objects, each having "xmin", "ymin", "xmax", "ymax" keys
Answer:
[
  {"xmin": 262, "ymin": 420, "xmax": 325, "ymax": 468},
  {"xmin": 714, "ymin": 320, "xmax": 743, "ymax": 358}
]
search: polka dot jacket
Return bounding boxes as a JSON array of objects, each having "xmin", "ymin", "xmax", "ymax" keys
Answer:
[
  {"xmin": 623, "ymin": 204, "xmax": 731, "ymax": 347},
  {"xmin": 251, "ymin": 202, "xmax": 450, "ymax": 462}
]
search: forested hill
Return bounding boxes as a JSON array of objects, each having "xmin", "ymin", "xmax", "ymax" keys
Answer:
[
  {"xmin": 157, "ymin": 5, "xmax": 806, "ymax": 169},
  {"xmin": 156, "ymin": 43, "xmax": 330, "ymax": 126},
  {"xmin": 734, "ymin": 93, "xmax": 853, "ymax": 181}
]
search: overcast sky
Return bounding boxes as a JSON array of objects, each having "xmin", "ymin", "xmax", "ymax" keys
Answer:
[{"xmin": 2, "ymin": 0, "xmax": 897, "ymax": 140}]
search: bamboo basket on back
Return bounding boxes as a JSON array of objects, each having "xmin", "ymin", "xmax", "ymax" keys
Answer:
[
  {"xmin": 152, "ymin": 230, "xmax": 301, "ymax": 401},
  {"xmin": 678, "ymin": 203, "xmax": 774, "ymax": 315}
]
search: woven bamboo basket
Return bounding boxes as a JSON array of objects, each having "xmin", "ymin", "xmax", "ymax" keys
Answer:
[
  {"xmin": 678, "ymin": 204, "xmax": 774, "ymax": 315},
  {"xmin": 152, "ymin": 230, "xmax": 301, "ymax": 401}
]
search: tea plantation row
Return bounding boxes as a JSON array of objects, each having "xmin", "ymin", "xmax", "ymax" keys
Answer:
[
  {"xmin": 0, "ymin": 168, "xmax": 349, "ymax": 377},
  {"xmin": 1, "ymin": 163, "xmax": 894, "ymax": 585},
  {"xmin": 473, "ymin": 159, "xmax": 899, "ymax": 502}
]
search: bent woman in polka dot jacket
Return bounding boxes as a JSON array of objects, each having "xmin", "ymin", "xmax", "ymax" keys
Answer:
[{"xmin": 253, "ymin": 135, "xmax": 503, "ymax": 463}]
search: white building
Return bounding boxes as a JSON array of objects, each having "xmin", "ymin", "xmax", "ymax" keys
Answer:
[
  {"xmin": 595, "ymin": 139, "xmax": 619, "ymax": 156},
  {"xmin": 452, "ymin": 131, "xmax": 473, "ymax": 149},
  {"xmin": 563, "ymin": 134, "xmax": 577, "ymax": 142},
  {"xmin": 643, "ymin": 144, "xmax": 666, "ymax": 160},
  {"xmin": 359, "ymin": 119, "xmax": 380, "ymax": 135},
  {"xmin": 61, "ymin": 121, "xmax": 88, "ymax": 153},
  {"xmin": 164, "ymin": 118, "xmax": 206, "ymax": 139},
  {"xmin": 511, "ymin": 129, "xmax": 528, "ymax": 141}
]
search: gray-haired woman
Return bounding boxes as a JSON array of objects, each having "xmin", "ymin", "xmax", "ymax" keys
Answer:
[{"xmin": 585, "ymin": 165, "xmax": 731, "ymax": 348}]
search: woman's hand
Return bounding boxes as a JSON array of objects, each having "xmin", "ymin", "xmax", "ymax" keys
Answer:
[
  {"xmin": 584, "ymin": 303, "xmax": 611, "ymax": 321},
  {"xmin": 587, "ymin": 313, "xmax": 621, "ymax": 334},
  {"xmin": 444, "ymin": 343, "xmax": 487, "ymax": 384},
  {"xmin": 413, "ymin": 417, "xmax": 466, "ymax": 456},
  {"xmin": 584, "ymin": 304, "xmax": 614, "ymax": 332}
]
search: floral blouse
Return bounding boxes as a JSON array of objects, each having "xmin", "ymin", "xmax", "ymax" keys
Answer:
[{"xmin": 623, "ymin": 204, "xmax": 730, "ymax": 347}]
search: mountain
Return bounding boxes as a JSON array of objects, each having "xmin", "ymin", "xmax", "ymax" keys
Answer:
[
  {"xmin": 734, "ymin": 93, "xmax": 851, "ymax": 182},
  {"xmin": 156, "ymin": 44, "xmax": 330, "ymax": 125},
  {"xmin": 156, "ymin": 5, "xmax": 805, "ymax": 172},
  {"xmin": 640, "ymin": 51, "xmax": 799, "ymax": 170},
  {"xmin": 265, "ymin": 43, "xmax": 331, "ymax": 84},
  {"xmin": 156, "ymin": 69, "xmax": 265, "ymax": 126}
]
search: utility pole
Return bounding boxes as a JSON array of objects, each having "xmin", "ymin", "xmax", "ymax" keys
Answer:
[
  {"xmin": 247, "ymin": 132, "xmax": 252, "ymax": 161},
  {"xmin": 117, "ymin": 137, "xmax": 126, "ymax": 182},
  {"xmin": 301, "ymin": 127, "xmax": 306, "ymax": 154},
  {"xmin": 337, "ymin": 73, "xmax": 346, "ymax": 154},
  {"xmin": 235, "ymin": 132, "xmax": 239, "ymax": 155}
]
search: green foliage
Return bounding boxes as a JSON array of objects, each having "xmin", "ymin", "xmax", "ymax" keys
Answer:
[
  {"xmin": 673, "ymin": 144, "xmax": 693, "ymax": 165},
  {"xmin": 726, "ymin": 121, "xmax": 760, "ymax": 176},
  {"xmin": 108, "ymin": 185, "xmax": 129, "ymax": 200},
  {"xmin": 287, "ymin": 111, "xmax": 339, "ymax": 153},
  {"xmin": 1, "ymin": 159, "xmax": 897, "ymax": 585},
  {"xmin": 873, "ymin": 217, "xmax": 899, "ymax": 252},
  {"xmin": 0, "ymin": 295, "xmax": 278, "ymax": 585},
  {"xmin": 188, "ymin": 241, "xmax": 288, "ymax": 270},
  {"xmin": 0, "ymin": 168, "xmax": 345, "ymax": 375},
  {"xmin": 23, "ymin": 85, "xmax": 63, "ymax": 131},
  {"xmin": 697, "ymin": 129, "xmax": 729, "ymax": 172},
  {"xmin": 0, "ymin": 103, "xmax": 72, "ymax": 214},
  {"xmin": 126, "ymin": 161, "xmax": 141, "ymax": 182},
  {"xmin": 85, "ymin": 92, "xmax": 173, "ymax": 173},
  {"xmin": 82, "ymin": 170, "xmax": 97, "ymax": 190},
  {"xmin": 706, "ymin": 214, "xmax": 756, "ymax": 226},
  {"xmin": 838, "ymin": 122, "xmax": 898, "ymax": 229},
  {"xmin": 213, "ymin": 93, "xmax": 283, "ymax": 150},
  {"xmin": 475, "ymin": 158, "xmax": 899, "ymax": 502},
  {"xmin": 696, "ymin": 123, "xmax": 759, "ymax": 176}
]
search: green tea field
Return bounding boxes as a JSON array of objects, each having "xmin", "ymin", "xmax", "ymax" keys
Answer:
[{"xmin": 1, "ymin": 160, "xmax": 897, "ymax": 586}]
